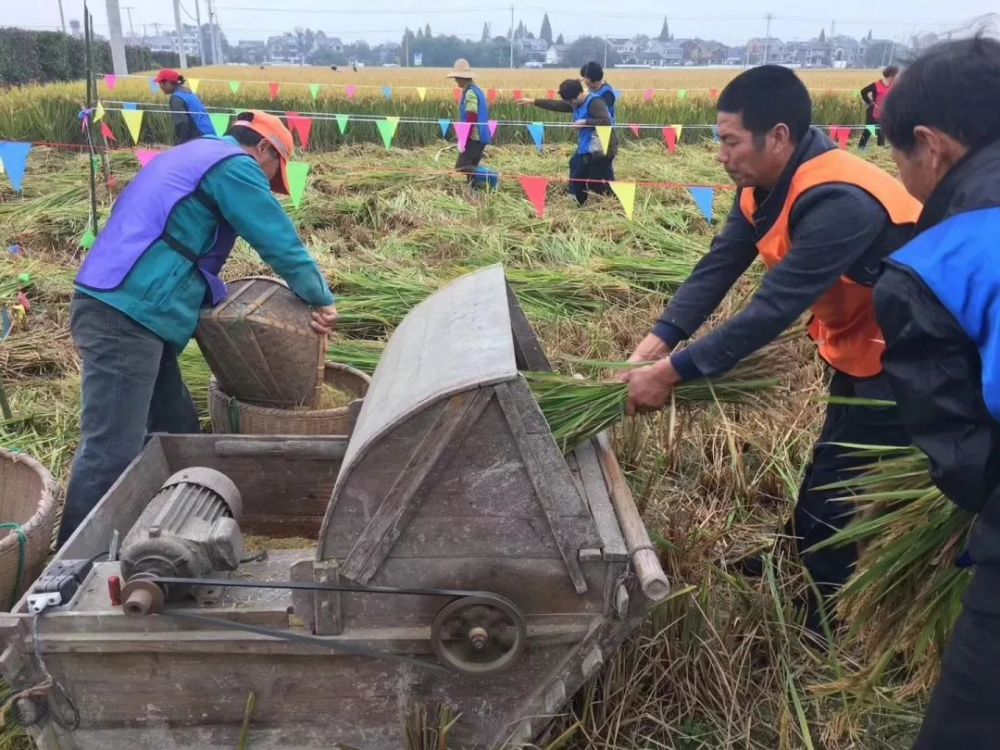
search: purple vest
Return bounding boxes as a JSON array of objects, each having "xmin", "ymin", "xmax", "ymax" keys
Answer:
[{"xmin": 77, "ymin": 137, "xmax": 250, "ymax": 306}]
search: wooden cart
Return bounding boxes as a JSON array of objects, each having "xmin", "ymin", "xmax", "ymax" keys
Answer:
[{"xmin": 0, "ymin": 266, "xmax": 669, "ymax": 749}]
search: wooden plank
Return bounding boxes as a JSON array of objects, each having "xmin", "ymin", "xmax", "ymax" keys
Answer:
[
  {"xmin": 337, "ymin": 389, "xmax": 493, "ymax": 583},
  {"xmin": 572, "ymin": 440, "xmax": 629, "ymax": 561},
  {"xmin": 506, "ymin": 284, "xmax": 552, "ymax": 372}
]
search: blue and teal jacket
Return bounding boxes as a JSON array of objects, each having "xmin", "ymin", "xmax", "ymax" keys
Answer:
[
  {"xmin": 875, "ymin": 140, "xmax": 1000, "ymax": 562},
  {"xmin": 170, "ymin": 89, "xmax": 214, "ymax": 142},
  {"xmin": 573, "ymin": 93, "xmax": 605, "ymax": 155},
  {"xmin": 459, "ymin": 84, "xmax": 492, "ymax": 145},
  {"xmin": 592, "ymin": 82, "xmax": 617, "ymax": 123},
  {"xmin": 76, "ymin": 135, "xmax": 334, "ymax": 352}
]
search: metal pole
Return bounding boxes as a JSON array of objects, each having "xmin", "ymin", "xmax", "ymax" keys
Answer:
[
  {"xmin": 509, "ymin": 5, "xmax": 514, "ymax": 69},
  {"xmin": 105, "ymin": 0, "xmax": 129, "ymax": 74},
  {"xmin": 208, "ymin": 0, "xmax": 223, "ymax": 64},
  {"xmin": 762, "ymin": 13, "xmax": 772, "ymax": 65},
  {"xmin": 84, "ymin": 5, "xmax": 99, "ymax": 238},
  {"xmin": 194, "ymin": 0, "xmax": 207, "ymax": 64},
  {"xmin": 172, "ymin": 0, "xmax": 188, "ymax": 68},
  {"xmin": 603, "ymin": 41, "xmax": 608, "ymax": 69},
  {"xmin": 57, "ymin": 0, "xmax": 67, "ymax": 34},
  {"xmin": 123, "ymin": 6, "xmax": 135, "ymax": 35}
]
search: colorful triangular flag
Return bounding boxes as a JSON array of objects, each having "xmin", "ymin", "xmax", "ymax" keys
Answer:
[
  {"xmin": 866, "ymin": 124, "xmax": 879, "ymax": 137},
  {"xmin": 595, "ymin": 126, "xmax": 612, "ymax": 156},
  {"xmin": 80, "ymin": 229, "xmax": 97, "ymax": 250},
  {"xmin": 345, "ymin": 85, "xmax": 357, "ymax": 100},
  {"xmin": 514, "ymin": 89, "xmax": 523, "ymax": 100},
  {"xmin": 286, "ymin": 113, "xmax": 313, "ymax": 149},
  {"xmin": 100, "ymin": 121, "xmax": 116, "ymax": 141},
  {"xmin": 336, "ymin": 114, "xmax": 350, "ymax": 135},
  {"xmin": 671, "ymin": 125, "xmax": 683, "ymax": 141},
  {"xmin": 134, "ymin": 149, "xmax": 161, "ymax": 168},
  {"xmin": 148, "ymin": 77, "xmax": 159, "ymax": 94},
  {"xmin": 382, "ymin": 86, "xmax": 393, "ymax": 101},
  {"xmin": 309, "ymin": 83, "xmax": 321, "ymax": 101},
  {"xmin": 519, "ymin": 176, "xmax": 548, "ymax": 219},
  {"xmin": 689, "ymin": 187, "xmax": 715, "ymax": 223},
  {"xmin": 188, "ymin": 78, "xmax": 201, "ymax": 94},
  {"xmin": 527, "ymin": 122, "xmax": 545, "ymax": 152},
  {"xmin": 94, "ymin": 101, "xmax": 106, "ymax": 122},
  {"xmin": 546, "ymin": 89, "xmax": 555, "ymax": 100},
  {"xmin": 677, "ymin": 89, "xmax": 687, "ymax": 100},
  {"xmin": 488, "ymin": 120, "xmax": 499, "ymax": 139},
  {"xmin": 0, "ymin": 142, "xmax": 32, "ymax": 192},
  {"xmin": 268, "ymin": 82, "xmax": 281, "ymax": 101},
  {"xmin": 629, "ymin": 123, "xmax": 640, "ymax": 138},
  {"xmin": 453, "ymin": 88, "xmax": 463, "ymax": 104},
  {"xmin": 610, "ymin": 181, "xmax": 636, "ymax": 220},
  {"xmin": 709, "ymin": 88, "xmax": 719, "ymax": 100},
  {"xmin": 122, "ymin": 102, "xmax": 138, "ymax": 110},
  {"xmin": 104, "ymin": 74, "xmax": 118, "ymax": 92},
  {"xmin": 229, "ymin": 80, "xmax": 241, "ymax": 94},
  {"xmin": 416, "ymin": 87, "xmax": 427, "ymax": 101},
  {"xmin": 662, "ymin": 126, "xmax": 677, "ymax": 154},
  {"xmin": 644, "ymin": 89, "xmax": 654, "ymax": 102},
  {"xmin": 286, "ymin": 162, "xmax": 310, "ymax": 208},
  {"xmin": 487, "ymin": 88, "xmax": 499, "ymax": 104},
  {"xmin": 438, "ymin": 119, "xmax": 450, "ymax": 138},
  {"xmin": 121, "ymin": 110, "xmax": 144, "ymax": 144},
  {"xmin": 712, "ymin": 125, "xmax": 720, "ymax": 143},
  {"xmin": 209, "ymin": 113, "xmax": 230, "ymax": 137},
  {"xmin": 453, "ymin": 121, "xmax": 472, "ymax": 152},
  {"xmin": 376, "ymin": 117, "xmax": 400, "ymax": 149}
]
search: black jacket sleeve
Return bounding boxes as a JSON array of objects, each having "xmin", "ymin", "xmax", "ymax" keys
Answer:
[
  {"xmin": 860, "ymin": 82, "xmax": 877, "ymax": 106},
  {"xmin": 531, "ymin": 99, "xmax": 573, "ymax": 113},
  {"xmin": 875, "ymin": 266, "xmax": 1000, "ymax": 512}
]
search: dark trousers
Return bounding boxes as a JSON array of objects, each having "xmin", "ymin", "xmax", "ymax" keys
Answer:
[
  {"xmin": 59, "ymin": 294, "xmax": 200, "ymax": 545},
  {"xmin": 455, "ymin": 140, "xmax": 486, "ymax": 179},
  {"xmin": 568, "ymin": 153, "xmax": 615, "ymax": 205},
  {"xmin": 858, "ymin": 108, "xmax": 885, "ymax": 148},
  {"xmin": 792, "ymin": 370, "xmax": 909, "ymax": 622},
  {"xmin": 914, "ymin": 565, "xmax": 1000, "ymax": 748}
]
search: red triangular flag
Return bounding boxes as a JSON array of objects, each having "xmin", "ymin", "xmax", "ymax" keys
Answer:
[
  {"xmin": 514, "ymin": 89, "xmax": 523, "ymax": 100},
  {"xmin": 286, "ymin": 112, "xmax": 313, "ymax": 149},
  {"xmin": 269, "ymin": 82, "xmax": 281, "ymax": 101},
  {"xmin": 454, "ymin": 88, "xmax": 463, "ymax": 103},
  {"xmin": 135, "ymin": 149, "xmax": 161, "ymax": 168},
  {"xmin": 100, "ymin": 121, "xmax": 116, "ymax": 141},
  {"xmin": 487, "ymin": 88, "xmax": 499, "ymax": 104},
  {"xmin": 546, "ymin": 89, "xmax": 556, "ymax": 100},
  {"xmin": 662, "ymin": 126, "xmax": 677, "ymax": 154},
  {"xmin": 519, "ymin": 176, "xmax": 549, "ymax": 219},
  {"xmin": 709, "ymin": 88, "xmax": 719, "ymax": 100},
  {"xmin": 629, "ymin": 124, "xmax": 641, "ymax": 137}
]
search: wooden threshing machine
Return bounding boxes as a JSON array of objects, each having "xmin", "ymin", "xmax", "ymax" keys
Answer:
[{"xmin": 0, "ymin": 266, "xmax": 669, "ymax": 749}]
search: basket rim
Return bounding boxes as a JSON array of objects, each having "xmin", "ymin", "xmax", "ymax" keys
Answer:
[
  {"xmin": 0, "ymin": 448, "xmax": 59, "ymax": 550},
  {"xmin": 209, "ymin": 362, "xmax": 370, "ymax": 417}
]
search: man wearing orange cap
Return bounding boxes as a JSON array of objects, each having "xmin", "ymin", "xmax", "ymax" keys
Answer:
[
  {"xmin": 61, "ymin": 111, "xmax": 337, "ymax": 544},
  {"xmin": 154, "ymin": 68, "xmax": 214, "ymax": 143}
]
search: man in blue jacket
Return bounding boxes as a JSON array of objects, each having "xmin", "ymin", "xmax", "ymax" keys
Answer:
[
  {"xmin": 59, "ymin": 110, "xmax": 337, "ymax": 544},
  {"xmin": 873, "ymin": 37, "xmax": 1000, "ymax": 747},
  {"xmin": 156, "ymin": 68, "xmax": 214, "ymax": 143}
]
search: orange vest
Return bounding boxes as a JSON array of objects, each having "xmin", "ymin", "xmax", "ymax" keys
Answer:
[{"xmin": 739, "ymin": 149, "xmax": 921, "ymax": 377}]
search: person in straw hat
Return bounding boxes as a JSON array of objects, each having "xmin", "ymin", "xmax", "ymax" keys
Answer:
[
  {"xmin": 445, "ymin": 59, "xmax": 492, "ymax": 181},
  {"xmin": 61, "ymin": 111, "xmax": 338, "ymax": 545}
]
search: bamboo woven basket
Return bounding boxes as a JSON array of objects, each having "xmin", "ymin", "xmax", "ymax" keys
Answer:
[
  {"xmin": 0, "ymin": 449, "xmax": 58, "ymax": 611},
  {"xmin": 209, "ymin": 363, "xmax": 370, "ymax": 436},
  {"xmin": 196, "ymin": 276, "xmax": 327, "ymax": 410}
]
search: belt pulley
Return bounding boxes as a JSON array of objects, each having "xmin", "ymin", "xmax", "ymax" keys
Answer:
[{"xmin": 121, "ymin": 576, "xmax": 527, "ymax": 675}]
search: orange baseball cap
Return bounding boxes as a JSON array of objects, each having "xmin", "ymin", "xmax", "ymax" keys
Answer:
[{"xmin": 231, "ymin": 110, "xmax": 295, "ymax": 194}]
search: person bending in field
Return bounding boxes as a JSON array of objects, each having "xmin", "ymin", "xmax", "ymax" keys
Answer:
[
  {"xmin": 871, "ymin": 37, "xmax": 1000, "ymax": 748},
  {"xmin": 444, "ymin": 58, "xmax": 492, "ymax": 183},
  {"xmin": 858, "ymin": 65, "xmax": 900, "ymax": 149},
  {"xmin": 518, "ymin": 79, "xmax": 617, "ymax": 205},
  {"xmin": 620, "ymin": 66, "xmax": 920, "ymax": 632},
  {"xmin": 155, "ymin": 68, "xmax": 214, "ymax": 144}
]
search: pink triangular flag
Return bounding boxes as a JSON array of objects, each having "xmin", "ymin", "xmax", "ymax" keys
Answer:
[
  {"xmin": 629, "ymin": 124, "xmax": 641, "ymax": 137},
  {"xmin": 488, "ymin": 120, "xmax": 499, "ymax": 139},
  {"xmin": 546, "ymin": 89, "xmax": 556, "ymax": 100},
  {"xmin": 135, "ymin": 149, "xmax": 160, "ymax": 168},
  {"xmin": 519, "ymin": 176, "xmax": 549, "ymax": 219},
  {"xmin": 453, "ymin": 88, "xmax": 463, "ymax": 103},
  {"xmin": 286, "ymin": 112, "xmax": 313, "ymax": 149},
  {"xmin": 643, "ymin": 88, "xmax": 654, "ymax": 102},
  {"xmin": 100, "ymin": 121, "xmax": 116, "ymax": 141},
  {"xmin": 268, "ymin": 82, "xmax": 281, "ymax": 101},
  {"xmin": 104, "ymin": 74, "xmax": 118, "ymax": 92},
  {"xmin": 836, "ymin": 127, "xmax": 852, "ymax": 149},
  {"xmin": 346, "ymin": 85, "xmax": 357, "ymax": 99},
  {"xmin": 662, "ymin": 126, "xmax": 678, "ymax": 154},
  {"xmin": 514, "ymin": 89, "xmax": 523, "ymax": 100},
  {"xmin": 709, "ymin": 88, "xmax": 719, "ymax": 100},
  {"xmin": 453, "ymin": 121, "xmax": 473, "ymax": 152},
  {"xmin": 487, "ymin": 88, "xmax": 499, "ymax": 104}
]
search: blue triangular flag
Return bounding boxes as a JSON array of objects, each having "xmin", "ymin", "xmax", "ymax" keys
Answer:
[
  {"xmin": 382, "ymin": 86, "xmax": 393, "ymax": 101},
  {"xmin": 527, "ymin": 122, "xmax": 545, "ymax": 152},
  {"xmin": 689, "ymin": 187, "xmax": 714, "ymax": 223},
  {"xmin": 712, "ymin": 125, "xmax": 720, "ymax": 144},
  {"xmin": 149, "ymin": 77, "xmax": 159, "ymax": 94},
  {"xmin": 0, "ymin": 141, "xmax": 33, "ymax": 192},
  {"xmin": 438, "ymin": 119, "xmax": 451, "ymax": 138},
  {"xmin": 123, "ymin": 102, "xmax": 138, "ymax": 110}
]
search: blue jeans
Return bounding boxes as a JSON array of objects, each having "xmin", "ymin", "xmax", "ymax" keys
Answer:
[
  {"xmin": 568, "ymin": 153, "xmax": 615, "ymax": 205},
  {"xmin": 59, "ymin": 294, "xmax": 200, "ymax": 545}
]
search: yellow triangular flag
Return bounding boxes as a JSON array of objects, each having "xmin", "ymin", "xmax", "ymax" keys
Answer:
[
  {"xmin": 671, "ymin": 124, "xmax": 683, "ymax": 141},
  {"xmin": 595, "ymin": 126, "xmax": 612, "ymax": 156},
  {"xmin": 94, "ymin": 101, "xmax": 106, "ymax": 122},
  {"xmin": 417, "ymin": 87, "xmax": 427, "ymax": 101},
  {"xmin": 121, "ymin": 109, "xmax": 144, "ymax": 144},
  {"xmin": 610, "ymin": 181, "xmax": 636, "ymax": 220},
  {"xmin": 188, "ymin": 78, "xmax": 201, "ymax": 94}
]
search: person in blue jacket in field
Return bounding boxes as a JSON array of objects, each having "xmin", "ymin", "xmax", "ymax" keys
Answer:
[
  {"xmin": 59, "ymin": 111, "xmax": 338, "ymax": 545},
  {"xmin": 155, "ymin": 68, "xmax": 215, "ymax": 143},
  {"xmin": 445, "ymin": 58, "xmax": 493, "ymax": 183}
]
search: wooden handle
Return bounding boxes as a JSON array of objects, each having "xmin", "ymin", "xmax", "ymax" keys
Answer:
[
  {"xmin": 595, "ymin": 433, "xmax": 670, "ymax": 602},
  {"xmin": 214, "ymin": 440, "xmax": 348, "ymax": 460}
]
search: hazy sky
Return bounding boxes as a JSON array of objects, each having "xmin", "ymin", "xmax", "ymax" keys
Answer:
[{"xmin": 7, "ymin": 1, "xmax": 997, "ymax": 47}]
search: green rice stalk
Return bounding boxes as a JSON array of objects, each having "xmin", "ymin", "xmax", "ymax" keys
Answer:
[{"xmin": 326, "ymin": 338, "xmax": 385, "ymax": 375}]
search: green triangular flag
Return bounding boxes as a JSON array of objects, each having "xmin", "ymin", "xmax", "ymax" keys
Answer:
[
  {"xmin": 335, "ymin": 114, "xmax": 349, "ymax": 135},
  {"xmin": 867, "ymin": 124, "xmax": 879, "ymax": 137},
  {"xmin": 286, "ymin": 162, "xmax": 310, "ymax": 208},
  {"xmin": 80, "ymin": 230, "xmax": 97, "ymax": 249},
  {"xmin": 91, "ymin": 155, "xmax": 101, "ymax": 171},
  {"xmin": 375, "ymin": 117, "xmax": 400, "ymax": 150},
  {"xmin": 229, "ymin": 80, "xmax": 241, "ymax": 94},
  {"xmin": 209, "ymin": 113, "xmax": 231, "ymax": 136},
  {"xmin": 309, "ymin": 83, "xmax": 321, "ymax": 100},
  {"xmin": 677, "ymin": 89, "xmax": 687, "ymax": 100}
]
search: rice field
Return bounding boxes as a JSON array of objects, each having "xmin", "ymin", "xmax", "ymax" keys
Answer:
[{"xmin": 0, "ymin": 68, "xmax": 931, "ymax": 748}]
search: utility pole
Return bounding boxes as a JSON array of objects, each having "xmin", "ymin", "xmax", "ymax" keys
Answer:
[
  {"xmin": 57, "ymin": 0, "xmax": 67, "ymax": 34},
  {"xmin": 603, "ymin": 40, "xmax": 608, "ymax": 69},
  {"xmin": 105, "ymin": 0, "xmax": 129, "ymax": 74},
  {"xmin": 172, "ymin": 0, "xmax": 189, "ymax": 68},
  {"xmin": 509, "ymin": 5, "xmax": 514, "ymax": 68},
  {"xmin": 762, "ymin": 13, "xmax": 773, "ymax": 65},
  {"xmin": 194, "ymin": 0, "xmax": 207, "ymax": 64},
  {"xmin": 122, "ymin": 6, "xmax": 135, "ymax": 36},
  {"xmin": 208, "ymin": 0, "xmax": 223, "ymax": 65}
]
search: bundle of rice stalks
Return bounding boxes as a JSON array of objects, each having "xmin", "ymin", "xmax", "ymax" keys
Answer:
[
  {"xmin": 178, "ymin": 342, "xmax": 213, "ymax": 422},
  {"xmin": 333, "ymin": 270, "xmax": 436, "ymax": 336},
  {"xmin": 503, "ymin": 268, "xmax": 631, "ymax": 320},
  {"xmin": 809, "ymin": 445, "xmax": 973, "ymax": 698},
  {"xmin": 594, "ymin": 252, "xmax": 704, "ymax": 294},
  {"xmin": 0, "ymin": 326, "xmax": 75, "ymax": 378},
  {"xmin": 326, "ymin": 338, "xmax": 384, "ymax": 375}
]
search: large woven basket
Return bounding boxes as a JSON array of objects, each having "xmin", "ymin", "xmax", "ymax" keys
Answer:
[
  {"xmin": 196, "ymin": 276, "xmax": 327, "ymax": 410},
  {"xmin": 209, "ymin": 363, "xmax": 370, "ymax": 436},
  {"xmin": 0, "ymin": 449, "xmax": 58, "ymax": 611}
]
